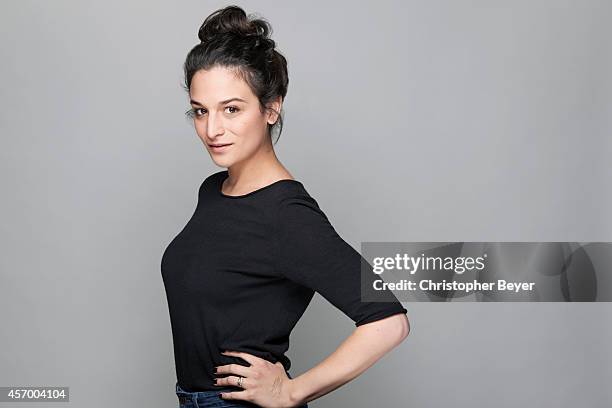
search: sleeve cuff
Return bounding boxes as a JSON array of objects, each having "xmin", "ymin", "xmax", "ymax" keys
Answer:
[{"xmin": 354, "ymin": 304, "xmax": 408, "ymax": 327}]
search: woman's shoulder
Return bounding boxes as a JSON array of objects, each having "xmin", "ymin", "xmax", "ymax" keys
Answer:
[
  {"xmin": 273, "ymin": 182, "xmax": 329, "ymax": 224},
  {"xmin": 269, "ymin": 177, "xmax": 317, "ymax": 205}
]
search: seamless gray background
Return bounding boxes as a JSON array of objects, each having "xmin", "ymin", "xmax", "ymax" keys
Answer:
[{"xmin": 1, "ymin": 1, "xmax": 610, "ymax": 407}]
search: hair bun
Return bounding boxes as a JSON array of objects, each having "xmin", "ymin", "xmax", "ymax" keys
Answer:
[{"xmin": 198, "ymin": 5, "xmax": 272, "ymax": 44}]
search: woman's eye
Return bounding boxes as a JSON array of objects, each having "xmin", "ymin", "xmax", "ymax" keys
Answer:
[
  {"xmin": 185, "ymin": 108, "xmax": 206, "ymax": 118},
  {"xmin": 186, "ymin": 106, "xmax": 239, "ymax": 118}
]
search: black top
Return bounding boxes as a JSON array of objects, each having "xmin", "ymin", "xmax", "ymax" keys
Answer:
[{"xmin": 161, "ymin": 170, "xmax": 407, "ymax": 392}]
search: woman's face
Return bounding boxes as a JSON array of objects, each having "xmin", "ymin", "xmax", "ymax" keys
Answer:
[{"xmin": 188, "ymin": 65, "xmax": 277, "ymax": 168}]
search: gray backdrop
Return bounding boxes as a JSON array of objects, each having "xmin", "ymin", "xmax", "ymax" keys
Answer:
[{"xmin": 1, "ymin": 0, "xmax": 610, "ymax": 407}]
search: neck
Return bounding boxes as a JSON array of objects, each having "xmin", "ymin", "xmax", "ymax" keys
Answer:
[{"xmin": 223, "ymin": 141, "xmax": 291, "ymax": 194}]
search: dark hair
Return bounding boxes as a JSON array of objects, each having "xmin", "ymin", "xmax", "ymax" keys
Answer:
[{"xmin": 183, "ymin": 5, "xmax": 289, "ymax": 144}]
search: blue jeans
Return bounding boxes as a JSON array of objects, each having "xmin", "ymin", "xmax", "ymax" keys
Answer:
[{"xmin": 175, "ymin": 372, "xmax": 309, "ymax": 408}]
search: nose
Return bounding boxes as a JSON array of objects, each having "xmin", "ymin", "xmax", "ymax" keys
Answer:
[{"xmin": 207, "ymin": 111, "xmax": 224, "ymax": 137}]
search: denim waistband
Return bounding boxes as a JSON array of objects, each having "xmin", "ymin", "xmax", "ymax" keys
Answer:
[
  {"xmin": 176, "ymin": 381, "xmax": 274, "ymax": 407},
  {"xmin": 175, "ymin": 371, "xmax": 308, "ymax": 407},
  {"xmin": 176, "ymin": 381, "xmax": 240, "ymax": 404}
]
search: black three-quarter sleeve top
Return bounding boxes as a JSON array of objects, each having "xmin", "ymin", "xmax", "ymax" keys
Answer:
[{"xmin": 161, "ymin": 170, "xmax": 408, "ymax": 392}]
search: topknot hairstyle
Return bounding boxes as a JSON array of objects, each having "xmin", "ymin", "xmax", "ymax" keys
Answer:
[{"xmin": 183, "ymin": 5, "xmax": 289, "ymax": 144}]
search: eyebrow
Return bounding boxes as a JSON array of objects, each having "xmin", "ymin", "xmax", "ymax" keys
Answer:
[{"xmin": 190, "ymin": 97, "xmax": 247, "ymax": 106}]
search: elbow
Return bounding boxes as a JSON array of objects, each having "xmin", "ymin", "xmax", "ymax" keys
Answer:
[
  {"xmin": 359, "ymin": 313, "xmax": 410, "ymax": 346},
  {"xmin": 397, "ymin": 313, "xmax": 410, "ymax": 343},
  {"xmin": 385, "ymin": 313, "xmax": 410, "ymax": 347}
]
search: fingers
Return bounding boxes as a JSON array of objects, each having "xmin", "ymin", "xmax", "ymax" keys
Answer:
[
  {"xmin": 221, "ymin": 350, "xmax": 261, "ymax": 366},
  {"xmin": 219, "ymin": 389, "xmax": 251, "ymax": 401},
  {"xmin": 215, "ymin": 374, "xmax": 250, "ymax": 388},
  {"xmin": 215, "ymin": 362, "xmax": 251, "ymax": 378}
]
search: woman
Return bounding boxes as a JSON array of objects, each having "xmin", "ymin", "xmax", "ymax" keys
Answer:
[{"xmin": 161, "ymin": 5, "xmax": 410, "ymax": 408}]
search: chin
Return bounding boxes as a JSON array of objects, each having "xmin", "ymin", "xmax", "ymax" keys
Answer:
[
  {"xmin": 208, "ymin": 153, "xmax": 234, "ymax": 168},
  {"xmin": 210, "ymin": 157, "xmax": 230, "ymax": 167}
]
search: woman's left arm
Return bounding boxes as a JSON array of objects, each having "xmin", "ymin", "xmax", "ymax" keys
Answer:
[{"xmin": 286, "ymin": 312, "xmax": 410, "ymax": 406}]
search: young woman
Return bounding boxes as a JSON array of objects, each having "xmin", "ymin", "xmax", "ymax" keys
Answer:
[{"xmin": 161, "ymin": 6, "xmax": 410, "ymax": 408}]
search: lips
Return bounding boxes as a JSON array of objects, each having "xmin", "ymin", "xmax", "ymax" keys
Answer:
[{"xmin": 208, "ymin": 143, "xmax": 233, "ymax": 154}]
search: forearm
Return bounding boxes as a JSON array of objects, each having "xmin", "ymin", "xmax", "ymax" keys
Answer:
[{"xmin": 287, "ymin": 313, "xmax": 409, "ymax": 406}]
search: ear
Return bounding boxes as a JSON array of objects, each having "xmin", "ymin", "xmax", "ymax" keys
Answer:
[{"xmin": 266, "ymin": 96, "xmax": 283, "ymax": 125}]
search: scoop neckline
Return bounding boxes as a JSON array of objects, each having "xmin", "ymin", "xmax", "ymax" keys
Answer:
[{"xmin": 217, "ymin": 171, "xmax": 302, "ymax": 199}]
